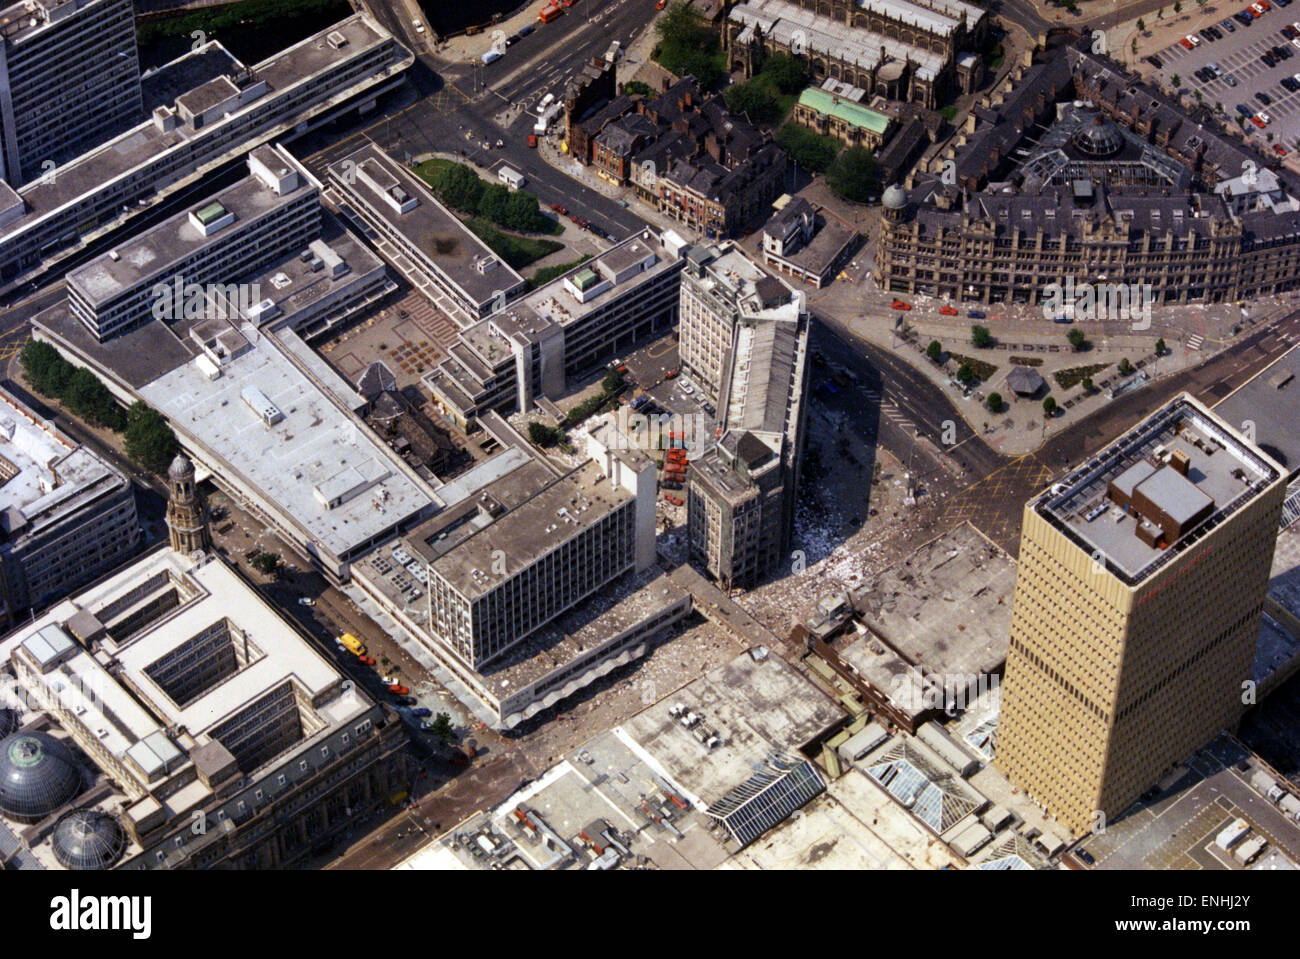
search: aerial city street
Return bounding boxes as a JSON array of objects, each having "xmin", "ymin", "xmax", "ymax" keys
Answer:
[{"xmin": 1, "ymin": 0, "xmax": 1299, "ymax": 908}]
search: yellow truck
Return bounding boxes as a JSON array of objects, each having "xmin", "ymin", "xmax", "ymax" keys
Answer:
[{"xmin": 340, "ymin": 633, "xmax": 366, "ymax": 656}]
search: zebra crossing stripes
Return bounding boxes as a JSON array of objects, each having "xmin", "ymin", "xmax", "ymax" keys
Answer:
[{"xmin": 1188, "ymin": 333, "xmax": 1205, "ymax": 351}]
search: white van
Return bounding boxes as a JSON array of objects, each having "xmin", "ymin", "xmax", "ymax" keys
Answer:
[
  {"xmin": 498, "ymin": 166, "xmax": 526, "ymax": 190},
  {"xmin": 537, "ymin": 92, "xmax": 555, "ymax": 115},
  {"xmin": 482, "ymin": 49, "xmax": 503, "ymax": 65}
]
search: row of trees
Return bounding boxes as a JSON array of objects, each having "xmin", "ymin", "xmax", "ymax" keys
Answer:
[
  {"xmin": 421, "ymin": 162, "xmax": 552, "ymax": 235},
  {"xmin": 20, "ymin": 341, "xmax": 178, "ymax": 473}
]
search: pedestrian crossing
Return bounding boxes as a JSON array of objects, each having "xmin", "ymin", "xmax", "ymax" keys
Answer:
[
  {"xmin": 1188, "ymin": 333, "xmax": 1205, "ymax": 350},
  {"xmin": 864, "ymin": 388, "xmax": 918, "ymax": 433}
]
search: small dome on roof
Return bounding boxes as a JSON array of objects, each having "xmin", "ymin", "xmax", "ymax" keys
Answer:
[
  {"xmin": 168, "ymin": 453, "xmax": 195, "ymax": 483},
  {"xmin": 882, "ymin": 184, "xmax": 908, "ymax": 209},
  {"xmin": 0, "ymin": 732, "xmax": 83, "ymax": 822},
  {"xmin": 52, "ymin": 809, "xmax": 127, "ymax": 870}
]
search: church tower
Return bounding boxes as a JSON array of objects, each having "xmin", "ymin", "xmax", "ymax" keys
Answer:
[{"xmin": 165, "ymin": 453, "xmax": 210, "ymax": 554}]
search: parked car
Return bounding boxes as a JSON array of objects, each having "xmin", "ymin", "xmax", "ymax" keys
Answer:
[
  {"xmin": 939, "ymin": 304, "xmax": 958, "ymax": 315},
  {"xmin": 1238, "ymin": 102, "xmax": 1255, "ymax": 116},
  {"xmin": 1077, "ymin": 848, "xmax": 1097, "ymax": 866},
  {"xmin": 1222, "ymin": 17, "xmax": 1238, "ymax": 30},
  {"xmin": 967, "ymin": 309, "xmax": 987, "ymax": 319},
  {"xmin": 662, "ymin": 479, "xmax": 682, "ymax": 490},
  {"xmin": 357, "ymin": 655, "xmax": 376, "ymax": 666},
  {"xmin": 527, "ymin": 134, "xmax": 537, "ymax": 148},
  {"xmin": 891, "ymin": 299, "xmax": 912, "ymax": 310},
  {"xmin": 411, "ymin": 707, "xmax": 432, "ymax": 717},
  {"xmin": 1275, "ymin": 143, "xmax": 1290, "ymax": 155},
  {"xmin": 1257, "ymin": 91, "xmax": 1274, "ymax": 105},
  {"xmin": 1225, "ymin": 73, "xmax": 1238, "ymax": 86},
  {"xmin": 297, "ymin": 596, "xmax": 314, "ymax": 606},
  {"xmin": 389, "ymin": 683, "xmax": 410, "ymax": 695}
]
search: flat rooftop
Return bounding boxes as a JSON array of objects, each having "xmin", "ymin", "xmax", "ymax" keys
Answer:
[
  {"xmin": 67, "ymin": 146, "xmax": 317, "ymax": 308},
  {"xmin": 34, "ymin": 210, "xmax": 382, "ymax": 388},
  {"xmin": 1035, "ymin": 395, "xmax": 1282, "ymax": 584},
  {"xmin": 416, "ymin": 458, "xmax": 631, "ymax": 601},
  {"xmin": 134, "ymin": 320, "xmax": 431, "ymax": 563},
  {"xmin": 840, "ymin": 523, "xmax": 1016, "ymax": 683},
  {"xmin": 2, "ymin": 14, "xmax": 399, "ymax": 241},
  {"xmin": 622, "ymin": 651, "xmax": 843, "ymax": 807},
  {"xmin": 0, "ymin": 548, "xmax": 371, "ymax": 787},
  {"xmin": 0, "ymin": 385, "xmax": 125, "ymax": 539},
  {"xmin": 328, "ymin": 144, "xmax": 522, "ymax": 307},
  {"xmin": 1214, "ymin": 345, "xmax": 1300, "ymax": 479},
  {"xmin": 458, "ymin": 230, "xmax": 683, "ymax": 362}
]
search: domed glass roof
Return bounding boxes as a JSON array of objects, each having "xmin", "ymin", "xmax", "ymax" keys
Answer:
[
  {"xmin": 52, "ymin": 809, "xmax": 127, "ymax": 870},
  {"xmin": 1070, "ymin": 115, "xmax": 1124, "ymax": 159},
  {"xmin": 0, "ymin": 732, "xmax": 83, "ymax": 822}
]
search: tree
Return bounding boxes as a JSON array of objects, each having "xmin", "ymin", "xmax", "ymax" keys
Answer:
[
  {"xmin": 956, "ymin": 363, "xmax": 974, "ymax": 384},
  {"xmin": 1158, "ymin": 7, "xmax": 1164, "ymax": 18},
  {"xmin": 1155, "ymin": 337, "xmax": 1167, "ymax": 355},
  {"xmin": 760, "ymin": 53, "xmax": 808, "ymax": 94},
  {"xmin": 251, "ymin": 551, "xmax": 281, "ymax": 575},
  {"xmin": 20, "ymin": 340, "xmax": 73, "ymax": 397},
  {"xmin": 528, "ymin": 422, "xmax": 563, "ymax": 447},
  {"xmin": 123, "ymin": 401, "xmax": 178, "ymax": 472},
  {"xmin": 623, "ymin": 80, "xmax": 653, "ymax": 97},
  {"xmin": 430, "ymin": 162, "xmax": 484, "ymax": 213},
  {"xmin": 1137, "ymin": 18, "xmax": 1145, "ymax": 31},
  {"xmin": 429, "ymin": 712, "xmax": 455, "ymax": 742},
  {"xmin": 776, "ymin": 123, "xmax": 839, "ymax": 172},
  {"xmin": 825, "ymin": 147, "xmax": 880, "ymax": 203},
  {"xmin": 1171, "ymin": 73, "xmax": 1181, "ymax": 90},
  {"xmin": 1119, "ymin": 357, "xmax": 1132, "ymax": 374},
  {"xmin": 986, "ymin": 392, "xmax": 1003, "ymax": 412},
  {"xmin": 724, "ymin": 80, "xmax": 781, "ymax": 124},
  {"xmin": 1081, "ymin": 376, "xmax": 1094, "ymax": 392},
  {"xmin": 654, "ymin": 3, "xmax": 722, "ymax": 87},
  {"xmin": 1173, "ymin": 1, "xmax": 1182, "ymax": 13},
  {"xmin": 64, "ymin": 367, "xmax": 125, "ymax": 430},
  {"xmin": 601, "ymin": 371, "xmax": 625, "ymax": 395},
  {"xmin": 1132, "ymin": 38, "xmax": 1138, "ymax": 56},
  {"xmin": 971, "ymin": 325, "xmax": 992, "ymax": 348},
  {"xmin": 1043, "ymin": 396, "xmax": 1058, "ymax": 417},
  {"xmin": 926, "ymin": 340, "xmax": 943, "ymax": 362},
  {"xmin": 1067, "ymin": 328, "xmax": 1087, "ymax": 351}
]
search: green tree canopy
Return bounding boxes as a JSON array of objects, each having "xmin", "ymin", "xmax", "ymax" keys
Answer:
[
  {"xmin": 776, "ymin": 123, "xmax": 839, "ymax": 172},
  {"xmin": 760, "ymin": 53, "xmax": 807, "ymax": 94},
  {"xmin": 124, "ymin": 402, "xmax": 178, "ymax": 473},
  {"xmin": 825, "ymin": 147, "xmax": 880, "ymax": 203}
]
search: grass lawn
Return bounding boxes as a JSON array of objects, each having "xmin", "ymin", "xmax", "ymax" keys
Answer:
[
  {"xmin": 467, "ymin": 219, "xmax": 563, "ymax": 270},
  {"xmin": 1054, "ymin": 362, "xmax": 1112, "ymax": 391},
  {"xmin": 527, "ymin": 255, "xmax": 592, "ymax": 290},
  {"xmin": 948, "ymin": 352, "xmax": 998, "ymax": 383}
]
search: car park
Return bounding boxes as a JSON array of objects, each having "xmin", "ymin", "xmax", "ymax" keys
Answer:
[
  {"xmin": 1222, "ymin": 17, "xmax": 1238, "ymax": 30},
  {"xmin": 1257, "ymin": 90, "xmax": 1274, "ymax": 104},
  {"xmin": 1077, "ymin": 848, "xmax": 1097, "ymax": 866},
  {"xmin": 1238, "ymin": 102, "xmax": 1255, "ymax": 115},
  {"xmin": 1225, "ymin": 73, "xmax": 1239, "ymax": 85}
]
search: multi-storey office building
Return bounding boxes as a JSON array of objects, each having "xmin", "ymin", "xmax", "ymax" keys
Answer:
[
  {"xmin": 326, "ymin": 144, "xmax": 526, "ymax": 325},
  {"xmin": 0, "ymin": 14, "xmax": 412, "ymax": 291},
  {"xmin": 66, "ymin": 144, "xmax": 321, "ymax": 341},
  {"xmin": 996, "ymin": 395, "xmax": 1287, "ymax": 835},
  {"xmin": 682, "ymin": 245, "xmax": 809, "ymax": 589},
  {"xmin": 0, "ymin": 0, "xmax": 142, "ymax": 185},
  {"xmin": 0, "ymin": 384, "xmax": 138, "ymax": 631},
  {"xmin": 352, "ymin": 437, "xmax": 678, "ymax": 729},
  {"xmin": 425, "ymin": 229, "xmax": 688, "ymax": 429},
  {"xmin": 0, "ymin": 547, "xmax": 409, "ymax": 870}
]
